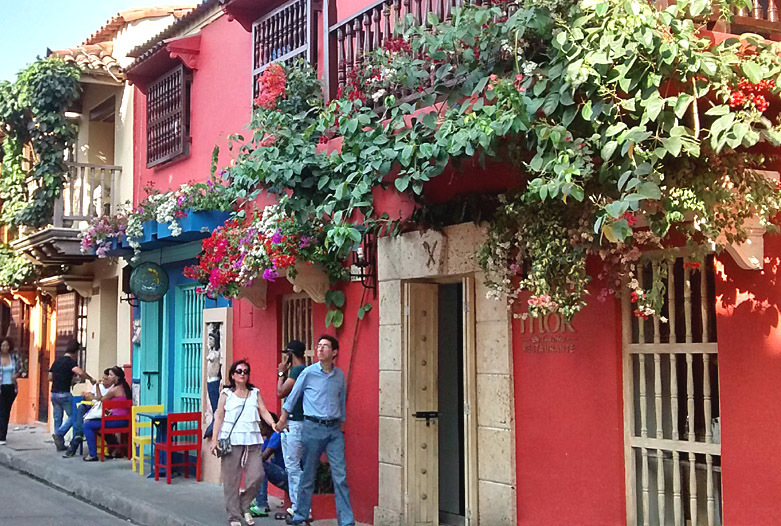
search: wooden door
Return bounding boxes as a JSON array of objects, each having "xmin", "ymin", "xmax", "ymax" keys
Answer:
[
  {"xmin": 405, "ymin": 282, "xmax": 439, "ymax": 525},
  {"xmin": 139, "ymin": 300, "xmax": 164, "ymax": 406},
  {"xmin": 173, "ymin": 284, "xmax": 204, "ymax": 413}
]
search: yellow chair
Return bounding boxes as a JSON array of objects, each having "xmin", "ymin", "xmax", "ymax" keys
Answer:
[{"xmin": 131, "ymin": 404, "xmax": 164, "ymax": 475}]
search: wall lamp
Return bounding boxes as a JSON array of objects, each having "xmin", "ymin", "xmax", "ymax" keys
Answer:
[{"xmin": 350, "ymin": 230, "xmax": 377, "ymax": 298}]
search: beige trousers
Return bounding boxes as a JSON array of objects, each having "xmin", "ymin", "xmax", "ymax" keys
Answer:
[{"xmin": 221, "ymin": 444, "xmax": 265, "ymax": 523}]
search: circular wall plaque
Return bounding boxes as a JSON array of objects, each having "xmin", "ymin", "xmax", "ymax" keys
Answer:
[{"xmin": 129, "ymin": 262, "xmax": 169, "ymax": 302}]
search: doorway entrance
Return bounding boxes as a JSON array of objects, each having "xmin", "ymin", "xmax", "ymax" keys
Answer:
[{"xmin": 404, "ymin": 279, "xmax": 477, "ymax": 526}]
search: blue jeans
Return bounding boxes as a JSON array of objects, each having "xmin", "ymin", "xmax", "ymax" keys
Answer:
[
  {"xmin": 281, "ymin": 420, "xmax": 304, "ymax": 512},
  {"xmin": 71, "ymin": 403, "xmax": 90, "ymax": 438},
  {"xmin": 83, "ymin": 419, "xmax": 129, "ymax": 457},
  {"xmin": 292, "ymin": 420, "xmax": 354, "ymax": 526},
  {"xmin": 51, "ymin": 392, "xmax": 73, "ymax": 437},
  {"xmin": 256, "ymin": 460, "xmax": 289, "ymax": 507}
]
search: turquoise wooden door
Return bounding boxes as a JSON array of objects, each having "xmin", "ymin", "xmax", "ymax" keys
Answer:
[
  {"xmin": 173, "ymin": 284, "xmax": 204, "ymax": 413},
  {"xmin": 139, "ymin": 298, "xmax": 167, "ymax": 407}
]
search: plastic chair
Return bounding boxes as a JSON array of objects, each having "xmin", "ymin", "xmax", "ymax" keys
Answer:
[
  {"xmin": 131, "ymin": 404, "xmax": 164, "ymax": 475},
  {"xmin": 99, "ymin": 399, "xmax": 133, "ymax": 461},
  {"xmin": 154, "ymin": 411, "xmax": 202, "ymax": 484}
]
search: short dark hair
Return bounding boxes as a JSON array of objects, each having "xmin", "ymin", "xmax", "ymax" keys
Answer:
[
  {"xmin": 0, "ymin": 337, "xmax": 14, "ymax": 351},
  {"xmin": 65, "ymin": 339, "xmax": 80, "ymax": 355},
  {"xmin": 317, "ymin": 334, "xmax": 339, "ymax": 351},
  {"xmin": 103, "ymin": 368, "xmax": 111, "ymax": 376}
]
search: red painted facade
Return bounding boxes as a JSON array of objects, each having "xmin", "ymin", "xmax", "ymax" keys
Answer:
[{"xmin": 128, "ymin": 4, "xmax": 781, "ymax": 525}]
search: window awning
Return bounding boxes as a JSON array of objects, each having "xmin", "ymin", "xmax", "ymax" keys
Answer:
[{"xmin": 126, "ymin": 34, "xmax": 201, "ymax": 93}]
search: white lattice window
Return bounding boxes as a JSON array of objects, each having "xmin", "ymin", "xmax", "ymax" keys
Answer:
[
  {"xmin": 281, "ymin": 294, "xmax": 314, "ymax": 364},
  {"xmin": 623, "ymin": 255, "xmax": 722, "ymax": 526}
]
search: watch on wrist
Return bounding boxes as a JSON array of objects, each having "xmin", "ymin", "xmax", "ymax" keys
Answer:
[{"xmin": 278, "ymin": 371, "xmax": 286, "ymax": 378}]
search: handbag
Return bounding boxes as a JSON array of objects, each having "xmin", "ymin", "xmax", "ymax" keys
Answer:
[
  {"xmin": 216, "ymin": 392, "xmax": 248, "ymax": 458},
  {"xmin": 83, "ymin": 401, "xmax": 103, "ymax": 421}
]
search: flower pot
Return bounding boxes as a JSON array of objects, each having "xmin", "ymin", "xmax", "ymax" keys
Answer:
[
  {"xmin": 142, "ymin": 220, "xmax": 157, "ymax": 242},
  {"xmin": 237, "ymin": 280, "xmax": 268, "ymax": 309},
  {"xmin": 287, "ymin": 263, "xmax": 329, "ymax": 304}
]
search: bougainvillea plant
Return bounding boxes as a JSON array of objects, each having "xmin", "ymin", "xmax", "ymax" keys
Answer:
[{"xmin": 222, "ymin": 0, "xmax": 781, "ymax": 321}]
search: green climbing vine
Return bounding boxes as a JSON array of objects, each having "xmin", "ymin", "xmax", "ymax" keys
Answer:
[{"xmin": 0, "ymin": 56, "xmax": 81, "ymax": 227}]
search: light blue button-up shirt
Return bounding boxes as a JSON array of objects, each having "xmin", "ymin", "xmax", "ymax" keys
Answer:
[{"xmin": 283, "ymin": 362, "xmax": 346, "ymax": 422}]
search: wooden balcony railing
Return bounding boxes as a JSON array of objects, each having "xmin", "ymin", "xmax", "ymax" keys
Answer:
[
  {"xmin": 252, "ymin": 0, "xmax": 318, "ymax": 98},
  {"xmin": 718, "ymin": 0, "xmax": 781, "ymax": 35},
  {"xmin": 54, "ymin": 162, "xmax": 121, "ymax": 228}
]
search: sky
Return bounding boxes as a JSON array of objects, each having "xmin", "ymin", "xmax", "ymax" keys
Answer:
[{"xmin": 0, "ymin": 0, "xmax": 189, "ymax": 82}]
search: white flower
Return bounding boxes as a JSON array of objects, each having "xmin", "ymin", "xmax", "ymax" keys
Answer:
[{"xmin": 371, "ymin": 89, "xmax": 387, "ymax": 102}]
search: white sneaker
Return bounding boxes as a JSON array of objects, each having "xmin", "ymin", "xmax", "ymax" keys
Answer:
[
  {"xmin": 287, "ymin": 507, "xmax": 294, "ymax": 517},
  {"xmin": 0, "ymin": 440, "xmax": 6, "ymax": 445},
  {"xmin": 243, "ymin": 511, "xmax": 255, "ymax": 525}
]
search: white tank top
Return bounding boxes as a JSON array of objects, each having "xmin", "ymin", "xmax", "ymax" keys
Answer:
[{"xmin": 218, "ymin": 387, "xmax": 262, "ymax": 446}]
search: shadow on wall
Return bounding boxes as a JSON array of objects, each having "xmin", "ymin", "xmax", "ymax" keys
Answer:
[{"xmin": 715, "ymin": 254, "xmax": 781, "ymax": 337}]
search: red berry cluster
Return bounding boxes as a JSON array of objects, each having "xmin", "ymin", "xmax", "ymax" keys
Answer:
[
  {"xmin": 729, "ymin": 77, "xmax": 774, "ymax": 113},
  {"xmin": 383, "ymin": 37, "xmax": 411, "ymax": 54}
]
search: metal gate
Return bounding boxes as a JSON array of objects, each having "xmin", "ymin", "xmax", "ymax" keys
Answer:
[
  {"xmin": 174, "ymin": 284, "xmax": 205, "ymax": 413},
  {"xmin": 623, "ymin": 256, "xmax": 721, "ymax": 526}
]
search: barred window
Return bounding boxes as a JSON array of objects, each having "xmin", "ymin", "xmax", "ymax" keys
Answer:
[
  {"xmin": 281, "ymin": 294, "xmax": 314, "ymax": 365},
  {"xmin": 252, "ymin": 0, "xmax": 315, "ymax": 101},
  {"xmin": 146, "ymin": 64, "xmax": 191, "ymax": 167}
]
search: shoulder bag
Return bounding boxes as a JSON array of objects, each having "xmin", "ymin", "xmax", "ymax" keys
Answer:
[{"xmin": 216, "ymin": 391, "xmax": 248, "ymax": 458}]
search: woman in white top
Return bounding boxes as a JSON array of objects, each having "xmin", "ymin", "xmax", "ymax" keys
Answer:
[{"xmin": 211, "ymin": 359, "xmax": 277, "ymax": 526}]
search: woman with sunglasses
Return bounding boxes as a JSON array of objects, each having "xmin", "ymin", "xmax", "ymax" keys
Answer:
[{"xmin": 211, "ymin": 359, "xmax": 277, "ymax": 526}]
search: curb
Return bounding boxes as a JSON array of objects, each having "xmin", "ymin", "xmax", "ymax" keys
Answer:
[{"xmin": 0, "ymin": 447, "xmax": 212, "ymax": 526}]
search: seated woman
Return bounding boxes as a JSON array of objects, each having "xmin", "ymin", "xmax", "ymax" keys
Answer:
[
  {"xmin": 82, "ymin": 366, "xmax": 131, "ymax": 462},
  {"xmin": 63, "ymin": 369, "xmax": 113, "ymax": 457}
]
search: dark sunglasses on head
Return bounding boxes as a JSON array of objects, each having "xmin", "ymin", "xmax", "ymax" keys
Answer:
[{"xmin": 234, "ymin": 368, "xmax": 250, "ymax": 375}]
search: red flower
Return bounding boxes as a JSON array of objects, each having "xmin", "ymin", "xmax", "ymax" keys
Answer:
[
  {"xmin": 621, "ymin": 211, "xmax": 637, "ymax": 226},
  {"xmin": 254, "ymin": 64, "xmax": 287, "ymax": 109},
  {"xmin": 683, "ymin": 261, "xmax": 701, "ymax": 270}
]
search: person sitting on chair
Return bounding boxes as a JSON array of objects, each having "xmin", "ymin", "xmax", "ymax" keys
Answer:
[
  {"xmin": 63, "ymin": 369, "xmax": 112, "ymax": 457},
  {"xmin": 82, "ymin": 366, "xmax": 131, "ymax": 462}
]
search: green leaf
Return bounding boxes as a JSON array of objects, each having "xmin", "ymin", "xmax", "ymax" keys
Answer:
[
  {"xmin": 581, "ymin": 100, "xmax": 593, "ymax": 121},
  {"xmin": 674, "ymin": 93, "xmax": 693, "ymax": 119},
  {"xmin": 542, "ymin": 92, "xmax": 559, "ymax": 116},
  {"xmin": 605, "ymin": 122, "xmax": 627, "ymax": 137},
  {"xmin": 741, "ymin": 61, "xmax": 763, "ymax": 84},
  {"xmin": 394, "ymin": 176, "xmax": 410, "ymax": 192},
  {"xmin": 357, "ymin": 302, "xmax": 373, "ymax": 320},
  {"xmin": 601, "ymin": 140, "xmax": 618, "ymax": 161}
]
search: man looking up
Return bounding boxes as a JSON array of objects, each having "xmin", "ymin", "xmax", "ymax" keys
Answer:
[
  {"xmin": 276, "ymin": 335, "xmax": 354, "ymax": 526},
  {"xmin": 276, "ymin": 340, "xmax": 307, "ymax": 519}
]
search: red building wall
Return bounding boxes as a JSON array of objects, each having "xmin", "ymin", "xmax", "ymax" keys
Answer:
[
  {"xmin": 232, "ymin": 279, "xmax": 379, "ymax": 524},
  {"xmin": 512, "ymin": 275, "xmax": 627, "ymax": 525},
  {"xmin": 133, "ymin": 15, "xmax": 252, "ymax": 200},
  {"xmin": 716, "ymin": 236, "xmax": 781, "ymax": 526}
]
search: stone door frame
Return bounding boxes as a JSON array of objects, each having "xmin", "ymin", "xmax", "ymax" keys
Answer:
[{"xmin": 374, "ymin": 223, "xmax": 517, "ymax": 526}]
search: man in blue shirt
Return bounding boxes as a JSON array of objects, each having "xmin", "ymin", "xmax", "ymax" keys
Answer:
[{"xmin": 276, "ymin": 334, "xmax": 354, "ymax": 526}]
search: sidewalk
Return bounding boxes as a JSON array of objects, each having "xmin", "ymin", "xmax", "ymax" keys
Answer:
[{"xmin": 0, "ymin": 424, "xmax": 348, "ymax": 526}]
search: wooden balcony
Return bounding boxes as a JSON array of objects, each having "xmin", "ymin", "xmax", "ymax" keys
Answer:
[
  {"xmin": 712, "ymin": 0, "xmax": 781, "ymax": 36},
  {"xmin": 12, "ymin": 162, "xmax": 122, "ymax": 265}
]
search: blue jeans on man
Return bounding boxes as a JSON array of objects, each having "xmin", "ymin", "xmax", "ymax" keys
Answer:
[
  {"xmin": 51, "ymin": 392, "xmax": 73, "ymax": 437},
  {"xmin": 292, "ymin": 420, "xmax": 354, "ymax": 526},
  {"xmin": 71, "ymin": 402, "xmax": 90, "ymax": 438},
  {"xmin": 256, "ymin": 460, "xmax": 290, "ymax": 508}
]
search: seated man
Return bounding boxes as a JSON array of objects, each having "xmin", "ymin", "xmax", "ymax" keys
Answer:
[
  {"xmin": 63, "ymin": 369, "xmax": 112, "ymax": 458},
  {"xmin": 251, "ymin": 413, "xmax": 289, "ymax": 518}
]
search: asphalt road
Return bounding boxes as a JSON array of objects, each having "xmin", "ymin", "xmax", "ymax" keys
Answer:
[{"xmin": 0, "ymin": 464, "xmax": 133, "ymax": 525}]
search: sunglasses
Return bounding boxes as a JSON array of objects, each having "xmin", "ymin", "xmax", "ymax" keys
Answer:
[{"xmin": 234, "ymin": 368, "xmax": 250, "ymax": 375}]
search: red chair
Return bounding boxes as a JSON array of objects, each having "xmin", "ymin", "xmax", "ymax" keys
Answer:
[
  {"xmin": 154, "ymin": 411, "xmax": 202, "ymax": 484},
  {"xmin": 99, "ymin": 399, "xmax": 133, "ymax": 462}
]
